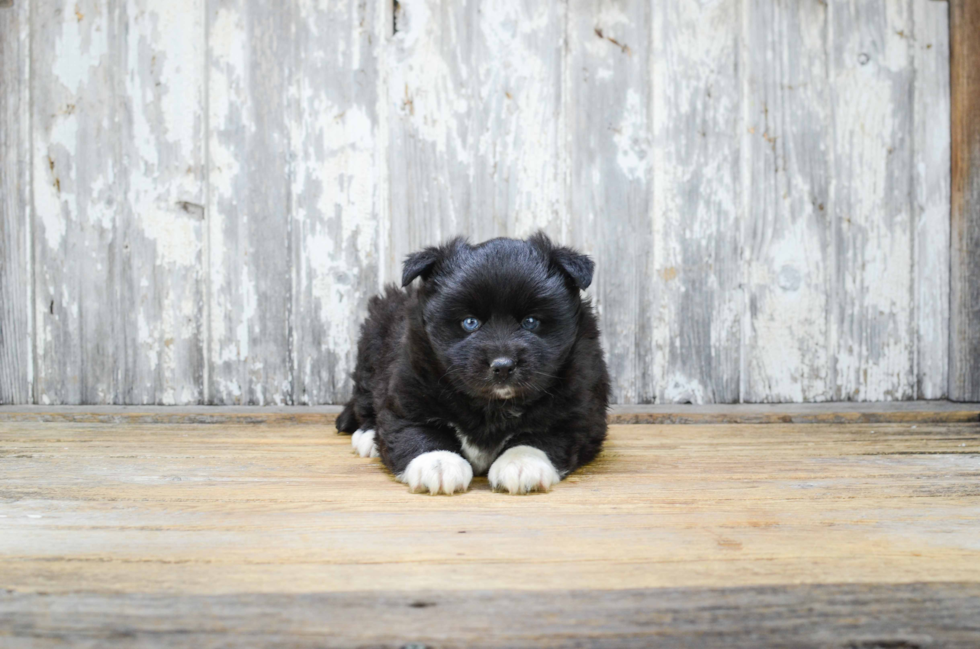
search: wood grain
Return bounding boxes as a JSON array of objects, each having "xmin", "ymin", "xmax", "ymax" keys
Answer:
[
  {"xmin": 566, "ymin": 0, "xmax": 654, "ymax": 404},
  {"xmin": 0, "ymin": 0, "xmax": 32, "ymax": 404},
  {"xmin": 4, "ymin": 583, "xmax": 980, "ymax": 648},
  {"xmin": 207, "ymin": 0, "xmax": 293, "ymax": 404},
  {"xmin": 31, "ymin": 0, "xmax": 207, "ymax": 405},
  {"xmin": 740, "ymin": 0, "xmax": 832, "ymax": 403},
  {"xmin": 2, "ymin": 402, "xmax": 978, "ymax": 425},
  {"xmin": 2, "ymin": 420, "xmax": 979, "ymax": 596},
  {"xmin": 4, "ymin": 416, "xmax": 979, "ymax": 644},
  {"xmin": 2, "ymin": 0, "xmax": 959, "ymax": 406},
  {"xmin": 913, "ymin": 0, "xmax": 951, "ymax": 400},
  {"xmin": 384, "ymin": 0, "xmax": 567, "ymax": 273},
  {"xmin": 651, "ymin": 0, "xmax": 741, "ymax": 404},
  {"xmin": 830, "ymin": 0, "xmax": 915, "ymax": 401},
  {"xmin": 950, "ymin": 0, "xmax": 980, "ymax": 402},
  {"xmin": 288, "ymin": 0, "xmax": 385, "ymax": 405}
]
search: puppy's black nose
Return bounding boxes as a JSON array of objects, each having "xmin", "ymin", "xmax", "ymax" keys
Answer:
[{"xmin": 490, "ymin": 357, "xmax": 515, "ymax": 378}]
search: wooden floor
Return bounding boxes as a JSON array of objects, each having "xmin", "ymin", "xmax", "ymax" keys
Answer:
[{"xmin": 2, "ymin": 409, "xmax": 980, "ymax": 647}]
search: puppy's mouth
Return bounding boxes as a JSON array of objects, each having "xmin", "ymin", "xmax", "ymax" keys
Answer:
[{"xmin": 491, "ymin": 386, "xmax": 517, "ymax": 399}]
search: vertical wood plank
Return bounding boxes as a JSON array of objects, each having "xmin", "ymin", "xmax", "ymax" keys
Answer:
[
  {"xmin": 913, "ymin": 0, "xmax": 950, "ymax": 399},
  {"xmin": 651, "ymin": 0, "xmax": 741, "ymax": 403},
  {"xmin": 740, "ymin": 0, "xmax": 832, "ymax": 402},
  {"xmin": 207, "ymin": 0, "xmax": 292, "ymax": 404},
  {"xmin": 385, "ymin": 0, "xmax": 468, "ymax": 262},
  {"xmin": 466, "ymin": 0, "xmax": 567, "ymax": 242},
  {"xmin": 566, "ymin": 0, "xmax": 653, "ymax": 404},
  {"xmin": 949, "ymin": 0, "xmax": 980, "ymax": 402},
  {"xmin": 0, "ymin": 0, "xmax": 33, "ymax": 404},
  {"xmin": 829, "ymin": 0, "xmax": 915, "ymax": 401},
  {"xmin": 122, "ymin": 0, "xmax": 208, "ymax": 405},
  {"xmin": 288, "ymin": 0, "xmax": 384, "ymax": 404},
  {"xmin": 384, "ymin": 0, "xmax": 567, "ymax": 280},
  {"xmin": 32, "ymin": 0, "xmax": 206, "ymax": 404}
]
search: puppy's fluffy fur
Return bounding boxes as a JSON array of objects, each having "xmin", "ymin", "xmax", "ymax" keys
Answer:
[{"xmin": 336, "ymin": 233, "xmax": 609, "ymax": 494}]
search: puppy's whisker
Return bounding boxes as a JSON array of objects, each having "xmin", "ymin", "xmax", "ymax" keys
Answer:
[
  {"xmin": 437, "ymin": 366, "xmax": 468, "ymax": 383},
  {"xmin": 531, "ymin": 370, "xmax": 562, "ymax": 380}
]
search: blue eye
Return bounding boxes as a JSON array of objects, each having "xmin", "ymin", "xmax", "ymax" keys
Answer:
[
  {"xmin": 521, "ymin": 316, "xmax": 540, "ymax": 331},
  {"xmin": 461, "ymin": 317, "xmax": 481, "ymax": 332}
]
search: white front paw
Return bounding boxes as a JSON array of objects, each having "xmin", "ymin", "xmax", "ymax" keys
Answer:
[
  {"xmin": 399, "ymin": 451, "xmax": 473, "ymax": 495},
  {"xmin": 488, "ymin": 446, "xmax": 561, "ymax": 494},
  {"xmin": 351, "ymin": 429, "xmax": 379, "ymax": 458}
]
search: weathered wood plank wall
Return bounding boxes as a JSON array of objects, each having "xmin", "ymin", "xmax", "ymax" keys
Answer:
[{"xmin": 0, "ymin": 0, "xmax": 955, "ymax": 405}]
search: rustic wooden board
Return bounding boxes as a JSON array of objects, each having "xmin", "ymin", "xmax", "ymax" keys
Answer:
[
  {"xmin": 650, "ymin": 0, "xmax": 741, "ymax": 404},
  {"xmin": 566, "ymin": 0, "xmax": 654, "ymax": 404},
  {"xmin": 950, "ymin": 0, "xmax": 980, "ymax": 402},
  {"xmin": 913, "ymin": 0, "xmax": 951, "ymax": 400},
  {"xmin": 4, "ymin": 583, "xmax": 980, "ymax": 648},
  {"xmin": 0, "ymin": 0, "xmax": 32, "ymax": 404},
  {"xmin": 2, "ymin": 402, "xmax": 979, "ymax": 425},
  {"xmin": 207, "ymin": 0, "xmax": 293, "ymax": 405},
  {"xmin": 288, "ymin": 0, "xmax": 385, "ymax": 405},
  {"xmin": 606, "ymin": 402, "xmax": 980, "ymax": 425},
  {"xmin": 2, "ymin": 420, "xmax": 979, "ymax": 596},
  {"xmin": 2, "ymin": 418, "xmax": 980, "ymax": 645},
  {"xmin": 740, "ymin": 0, "xmax": 832, "ymax": 403},
  {"xmin": 384, "ymin": 0, "xmax": 567, "ymax": 275},
  {"xmin": 31, "ymin": 0, "xmax": 207, "ymax": 405},
  {"xmin": 830, "ymin": 0, "xmax": 916, "ymax": 401}
]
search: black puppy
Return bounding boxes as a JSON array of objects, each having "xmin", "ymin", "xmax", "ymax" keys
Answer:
[{"xmin": 336, "ymin": 232, "xmax": 609, "ymax": 494}]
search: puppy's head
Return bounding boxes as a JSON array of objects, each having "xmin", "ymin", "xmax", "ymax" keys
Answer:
[{"xmin": 403, "ymin": 232, "xmax": 594, "ymax": 401}]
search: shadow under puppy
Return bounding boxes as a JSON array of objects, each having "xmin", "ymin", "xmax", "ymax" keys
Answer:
[{"xmin": 336, "ymin": 232, "xmax": 609, "ymax": 494}]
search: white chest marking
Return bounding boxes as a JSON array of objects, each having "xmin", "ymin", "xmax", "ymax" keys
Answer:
[{"xmin": 452, "ymin": 424, "xmax": 509, "ymax": 475}]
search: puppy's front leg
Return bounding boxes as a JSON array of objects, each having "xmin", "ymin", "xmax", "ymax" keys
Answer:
[
  {"xmin": 488, "ymin": 445, "xmax": 561, "ymax": 495},
  {"xmin": 488, "ymin": 422, "xmax": 605, "ymax": 495},
  {"xmin": 380, "ymin": 419, "xmax": 472, "ymax": 495}
]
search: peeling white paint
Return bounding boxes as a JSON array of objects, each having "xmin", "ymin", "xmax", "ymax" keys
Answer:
[
  {"xmin": 138, "ymin": 311, "xmax": 158, "ymax": 372},
  {"xmin": 912, "ymin": 0, "xmax": 951, "ymax": 399},
  {"xmin": 388, "ymin": 0, "xmax": 467, "ymax": 163},
  {"xmin": 613, "ymin": 89, "xmax": 650, "ymax": 181},
  {"xmin": 287, "ymin": 0, "xmax": 384, "ymax": 403},
  {"xmin": 236, "ymin": 262, "xmax": 255, "ymax": 363},
  {"xmin": 15, "ymin": 0, "xmax": 951, "ymax": 406},
  {"xmin": 52, "ymin": 3, "xmax": 107, "ymax": 94},
  {"xmin": 650, "ymin": 0, "xmax": 741, "ymax": 403},
  {"xmin": 664, "ymin": 376, "xmax": 706, "ymax": 405},
  {"xmin": 140, "ymin": 209, "xmax": 200, "ymax": 267},
  {"xmin": 832, "ymin": 0, "xmax": 914, "ymax": 401},
  {"xmin": 34, "ymin": 113, "xmax": 79, "ymax": 251}
]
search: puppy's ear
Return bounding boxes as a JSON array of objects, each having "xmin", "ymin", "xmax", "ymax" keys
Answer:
[
  {"xmin": 552, "ymin": 247, "xmax": 595, "ymax": 290},
  {"xmin": 401, "ymin": 237, "xmax": 468, "ymax": 287},
  {"xmin": 401, "ymin": 248, "xmax": 441, "ymax": 287},
  {"xmin": 528, "ymin": 231, "xmax": 595, "ymax": 290}
]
